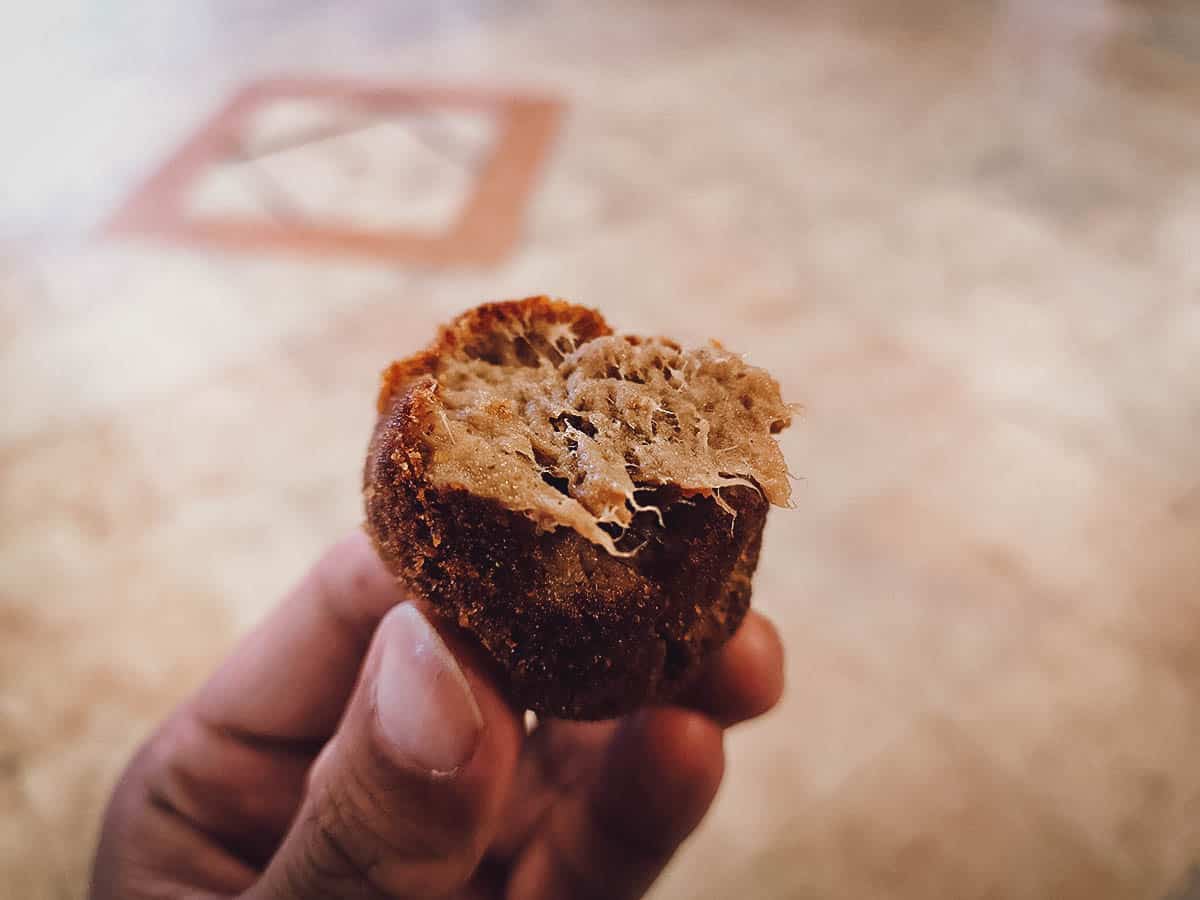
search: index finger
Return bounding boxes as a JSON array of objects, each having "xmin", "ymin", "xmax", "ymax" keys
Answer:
[
  {"xmin": 677, "ymin": 611, "xmax": 786, "ymax": 727},
  {"xmin": 193, "ymin": 531, "xmax": 406, "ymax": 741}
]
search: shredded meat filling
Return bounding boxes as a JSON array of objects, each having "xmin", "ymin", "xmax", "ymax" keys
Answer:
[{"xmin": 402, "ymin": 314, "xmax": 792, "ymax": 556}]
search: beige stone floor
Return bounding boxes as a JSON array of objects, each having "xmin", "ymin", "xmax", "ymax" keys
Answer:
[{"xmin": 4, "ymin": 1, "xmax": 1200, "ymax": 897}]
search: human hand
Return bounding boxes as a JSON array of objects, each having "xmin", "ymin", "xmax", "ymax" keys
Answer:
[{"xmin": 90, "ymin": 532, "xmax": 784, "ymax": 899}]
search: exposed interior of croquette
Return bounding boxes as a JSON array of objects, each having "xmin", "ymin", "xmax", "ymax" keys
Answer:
[{"xmin": 386, "ymin": 303, "xmax": 793, "ymax": 557}]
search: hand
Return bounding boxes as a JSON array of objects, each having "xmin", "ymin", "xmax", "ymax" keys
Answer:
[{"xmin": 90, "ymin": 532, "xmax": 784, "ymax": 899}]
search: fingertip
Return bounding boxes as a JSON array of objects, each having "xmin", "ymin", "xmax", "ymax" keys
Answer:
[
  {"xmin": 318, "ymin": 530, "xmax": 385, "ymax": 582},
  {"xmin": 632, "ymin": 708, "xmax": 726, "ymax": 797},
  {"xmin": 372, "ymin": 604, "xmax": 484, "ymax": 775},
  {"xmin": 610, "ymin": 708, "xmax": 725, "ymax": 832},
  {"xmin": 732, "ymin": 612, "xmax": 786, "ymax": 714},
  {"xmin": 678, "ymin": 612, "xmax": 786, "ymax": 727},
  {"xmin": 415, "ymin": 604, "xmax": 525, "ymax": 759},
  {"xmin": 305, "ymin": 531, "xmax": 408, "ymax": 633}
]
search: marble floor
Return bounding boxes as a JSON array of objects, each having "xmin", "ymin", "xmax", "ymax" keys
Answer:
[{"xmin": 3, "ymin": 1, "xmax": 1200, "ymax": 897}]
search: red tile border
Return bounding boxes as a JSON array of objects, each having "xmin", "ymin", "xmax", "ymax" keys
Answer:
[{"xmin": 105, "ymin": 78, "xmax": 564, "ymax": 266}]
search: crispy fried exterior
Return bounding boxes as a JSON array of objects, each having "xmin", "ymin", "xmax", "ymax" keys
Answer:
[
  {"xmin": 364, "ymin": 297, "xmax": 777, "ymax": 719},
  {"xmin": 375, "ymin": 297, "xmax": 613, "ymax": 415}
]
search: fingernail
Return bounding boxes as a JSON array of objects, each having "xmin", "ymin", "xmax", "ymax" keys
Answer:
[{"xmin": 375, "ymin": 604, "xmax": 483, "ymax": 773}]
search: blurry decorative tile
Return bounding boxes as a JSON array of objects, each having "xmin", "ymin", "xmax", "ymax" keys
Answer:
[{"xmin": 106, "ymin": 78, "xmax": 563, "ymax": 265}]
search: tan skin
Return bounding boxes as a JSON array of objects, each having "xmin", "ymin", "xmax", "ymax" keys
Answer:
[{"xmin": 90, "ymin": 533, "xmax": 785, "ymax": 899}]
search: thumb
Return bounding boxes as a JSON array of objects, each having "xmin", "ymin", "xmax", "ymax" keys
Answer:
[{"xmin": 249, "ymin": 602, "xmax": 523, "ymax": 899}]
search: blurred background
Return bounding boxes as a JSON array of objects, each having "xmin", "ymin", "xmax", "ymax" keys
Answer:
[{"xmin": 2, "ymin": 1, "xmax": 1200, "ymax": 897}]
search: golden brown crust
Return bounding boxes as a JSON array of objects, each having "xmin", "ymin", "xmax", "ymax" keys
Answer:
[
  {"xmin": 364, "ymin": 296, "xmax": 778, "ymax": 719},
  {"xmin": 376, "ymin": 297, "xmax": 612, "ymax": 414}
]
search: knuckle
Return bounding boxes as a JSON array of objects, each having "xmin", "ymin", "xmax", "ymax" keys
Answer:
[
  {"xmin": 151, "ymin": 715, "xmax": 290, "ymax": 834},
  {"xmin": 304, "ymin": 761, "xmax": 484, "ymax": 897},
  {"xmin": 301, "ymin": 779, "xmax": 391, "ymax": 899}
]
